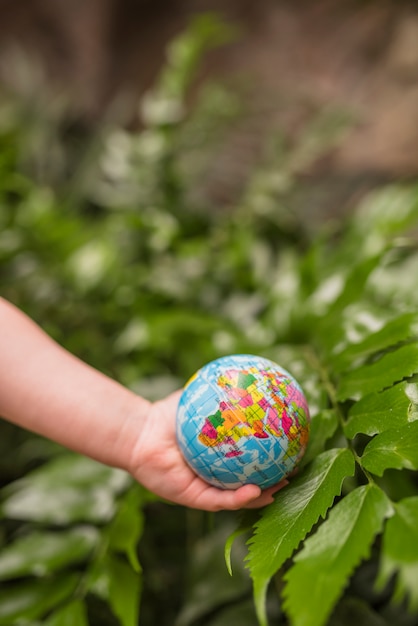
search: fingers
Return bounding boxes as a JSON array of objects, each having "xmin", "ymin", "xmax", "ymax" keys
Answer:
[
  {"xmin": 243, "ymin": 478, "xmax": 289, "ymax": 509},
  {"xmin": 193, "ymin": 478, "xmax": 290, "ymax": 512},
  {"xmin": 197, "ymin": 483, "xmax": 262, "ymax": 512}
]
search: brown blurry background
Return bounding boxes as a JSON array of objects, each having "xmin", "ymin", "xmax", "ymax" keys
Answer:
[{"xmin": 0, "ymin": 0, "xmax": 417, "ymax": 207}]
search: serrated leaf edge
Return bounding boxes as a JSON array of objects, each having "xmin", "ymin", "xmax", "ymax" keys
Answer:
[{"xmin": 246, "ymin": 449, "xmax": 354, "ymax": 626}]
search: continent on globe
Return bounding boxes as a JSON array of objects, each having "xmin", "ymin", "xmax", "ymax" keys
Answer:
[{"xmin": 176, "ymin": 354, "xmax": 310, "ymax": 490}]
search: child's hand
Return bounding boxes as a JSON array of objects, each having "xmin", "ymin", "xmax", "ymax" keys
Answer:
[
  {"xmin": 0, "ymin": 299, "xmax": 288, "ymax": 512},
  {"xmin": 129, "ymin": 391, "xmax": 288, "ymax": 511}
]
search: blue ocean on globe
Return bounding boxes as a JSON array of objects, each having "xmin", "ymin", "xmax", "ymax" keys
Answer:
[{"xmin": 176, "ymin": 354, "xmax": 310, "ymax": 489}]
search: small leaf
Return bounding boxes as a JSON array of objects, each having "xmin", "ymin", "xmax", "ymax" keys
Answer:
[
  {"xmin": 0, "ymin": 526, "xmax": 99, "ymax": 580},
  {"xmin": 225, "ymin": 511, "xmax": 257, "ymax": 576},
  {"xmin": 107, "ymin": 486, "xmax": 145, "ymax": 573},
  {"xmin": 331, "ymin": 312, "xmax": 418, "ymax": 373},
  {"xmin": 361, "ymin": 422, "xmax": 418, "ymax": 476},
  {"xmin": 377, "ymin": 496, "xmax": 418, "ymax": 611},
  {"xmin": 344, "ymin": 382, "xmax": 412, "ymax": 438},
  {"xmin": 178, "ymin": 524, "xmax": 252, "ymax": 626},
  {"xmin": 336, "ymin": 343, "xmax": 418, "ymax": 401},
  {"xmin": 283, "ymin": 484, "xmax": 393, "ymax": 626},
  {"xmin": 246, "ymin": 448, "xmax": 355, "ymax": 626},
  {"xmin": 0, "ymin": 574, "xmax": 79, "ymax": 625},
  {"xmin": 44, "ymin": 600, "xmax": 89, "ymax": 626}
]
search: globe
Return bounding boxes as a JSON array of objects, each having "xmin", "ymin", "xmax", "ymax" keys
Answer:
[{"xmin": 176, "ymin": 354, "xmax": 310, "ymax": 490}]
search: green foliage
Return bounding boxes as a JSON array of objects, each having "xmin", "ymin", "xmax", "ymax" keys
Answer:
[
  {"xmin": 1, "ymin": 11, "xmax": 418, "ymax": 626},
  {"xmin": 283, "ymin": 485, "xmax": 393, "ymax": 626},
  {"xmin": 247, "ymin": 449, "xmax": 355, "ymax": 625},
  {"xmin": 377, "ymin": 497, "xmax": 418, "ymax": 611},
  {"xmin": 236, "ymin": 189, "xmax": 418, "ymax": 625}
]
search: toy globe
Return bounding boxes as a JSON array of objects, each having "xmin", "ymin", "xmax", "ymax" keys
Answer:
[{"xmin": 176, "ymin": 354, "xmax": 310, "ymax": 490}]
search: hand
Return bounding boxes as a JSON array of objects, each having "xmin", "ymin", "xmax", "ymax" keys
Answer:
[{"xmin": 129, "ymin": 391, "xmax": 289, "ymax": 511}]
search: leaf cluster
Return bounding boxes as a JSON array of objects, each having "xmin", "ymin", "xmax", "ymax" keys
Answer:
[
  {"xmin": 0, "ymin": 12, "xmax": 418, "ymax": 626},
  {"xmin": 235, "ymin": 187, "xmax": 418, "ymax": 625}
]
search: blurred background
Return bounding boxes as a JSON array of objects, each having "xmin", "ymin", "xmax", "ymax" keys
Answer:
[
  {"xmin": 1, "ymin": 0, "xmax": 417, "ymax": 210},
  {"xmin": 0, "ymin": 1, "xmax": 418, "ymax": 625}
]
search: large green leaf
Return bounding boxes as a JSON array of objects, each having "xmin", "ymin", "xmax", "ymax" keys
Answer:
[
  {"xmin": 344, "ymin": 381, "xmax": 415, "ymax": 438},
  {"xmin": 0, "ymin": 526, "xmax": 98, "ymax": 580},
  {"xmin": 0, "ymin": 574, "xmax": 79, "ymax": 625},
  {"xmin": 282, "ymin": 484, "xmax": 393, "ymax": 626},
  {"xmin": 336, "ymin": 343, "xmax": 418, "ymax": 401},
  {"xmin": 246, "ymin": 448, "xmax": 355, "ymax": 626},
  {"xmin": 0, "ymin": 454, "xmax": 130, "ymax": 524},
  {"xmin": 331, "ymin": 312, "xmax": 418, "ymax": 373},
  {"xmin": 43, "ymin": 600, "xmax": 89, "ymax": 626},
  {"xmin": 377, "ymin": 496, "xmax": 418, "ymax": 611},
  {"xmin": 361, "ymin": 422, "xmax": 418, "ymax": 476}
]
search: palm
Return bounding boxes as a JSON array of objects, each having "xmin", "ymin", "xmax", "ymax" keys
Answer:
[{"xmin": 130, "ymin": 391, "xmax": 287, "ymax": 511}]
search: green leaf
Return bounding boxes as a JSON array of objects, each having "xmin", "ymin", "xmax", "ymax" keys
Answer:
[
  {"xmin": 246, "ymin": 448, "xmax": 355, "ymax": 626},
  {"xmin": 377, "ymin": 496, "xmax": 418, "ymax": 611},
  {"xmin": 344, "ymin": 382, "xmax": 413, "ymax": 438},
  {"xmin": 107, "ymin": 555, "xmax": 141, "ymax": 626},
  {"xmin": 283, "ymin": 484, "xmax": 393, "ymax": 626},
  {"xmin": 225, "ymin": 511, "xmax": 257, "ymax": 576},
  {"xmin": 90, "ymin": 554, "xmax": 141, "ymax": 626},
  {"xmin": 336, "ymin": 343, "xmax": 418, "ymax": 401},
  {"xmin": 177, "ymin": 524, "xmax": 253, "ymax": 626},
  {"xmin": 352, "ymin": 183, "xmax": 418, "ymax": 237},
  {"xmin": 329, "ymin": 254, "xmax": 384, "ymax": 314},
  {"xmin": 331, "ymin": 312, "xmax": 418, "ymax": 373},
  {"xmin": 0, "ymin": 454, "xmax": 130, "ymax": 524},
  {"xmin": 0, "ymin": 574, "xmax": 79, "ymax": 625},
  {"xmin": 301, "ymin": 409, "xmax": 339, "ymax": 465},
  {"xmin": 361, "ymin": 421, "xmax": 418, "ymax": 476},
  {"xmin": 44, "ymin": 600, "xmax": 89, "ymax": 626},
  {"xmin": 316, "ymin": 254, "xmax": 385, "ymax": 353},
  {"xmin": 0, "ymin": 526, "xmax": 99, "ymax": 580},
  {"xmin": 107, "ymin": 486, "xmax": 145, "ymax": 573}
]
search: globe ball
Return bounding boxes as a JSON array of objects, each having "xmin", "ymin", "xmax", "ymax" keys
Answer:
[{"xmin": 176, "ymin": 354, "xmax": 310, "ymax": 490}]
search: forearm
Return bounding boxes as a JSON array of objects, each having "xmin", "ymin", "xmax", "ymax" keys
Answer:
[{"xmin": 0, "ymin": 298, "xmax": 150, "ymax": 470}]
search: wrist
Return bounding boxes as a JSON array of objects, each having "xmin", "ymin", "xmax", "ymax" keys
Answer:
[{"xmin": 109, "ymin": 392, "xmax": 153, "ymax": 474}]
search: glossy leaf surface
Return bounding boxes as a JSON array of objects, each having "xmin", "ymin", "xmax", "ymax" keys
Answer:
[
  {"xmin": 247, "ymin": 448, "xmax": 355, "ymax": 626},
  {"xmin": 344, "ymin": 382, "xmax": 413, "ymax": 438},
  {"xmin": 337, "ymin": 343, "xmax": 418, "ymax": 401},
  {"xmin": 283, "ymin": 484, "xmax": 393, "ymax": 626},
  {"xmin": 361, "ymin": 422, "xmax": 418, "ymax": 476}
]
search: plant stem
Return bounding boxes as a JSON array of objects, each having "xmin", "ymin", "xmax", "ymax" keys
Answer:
[{"xmin": 304, "ymin": 345, "xmax": 375, "ymax": 484}]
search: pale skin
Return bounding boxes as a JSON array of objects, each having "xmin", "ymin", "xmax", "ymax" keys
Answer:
[{"xmin": 0, "ymin": 298, "xmax": 287, "ymax": 511}]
